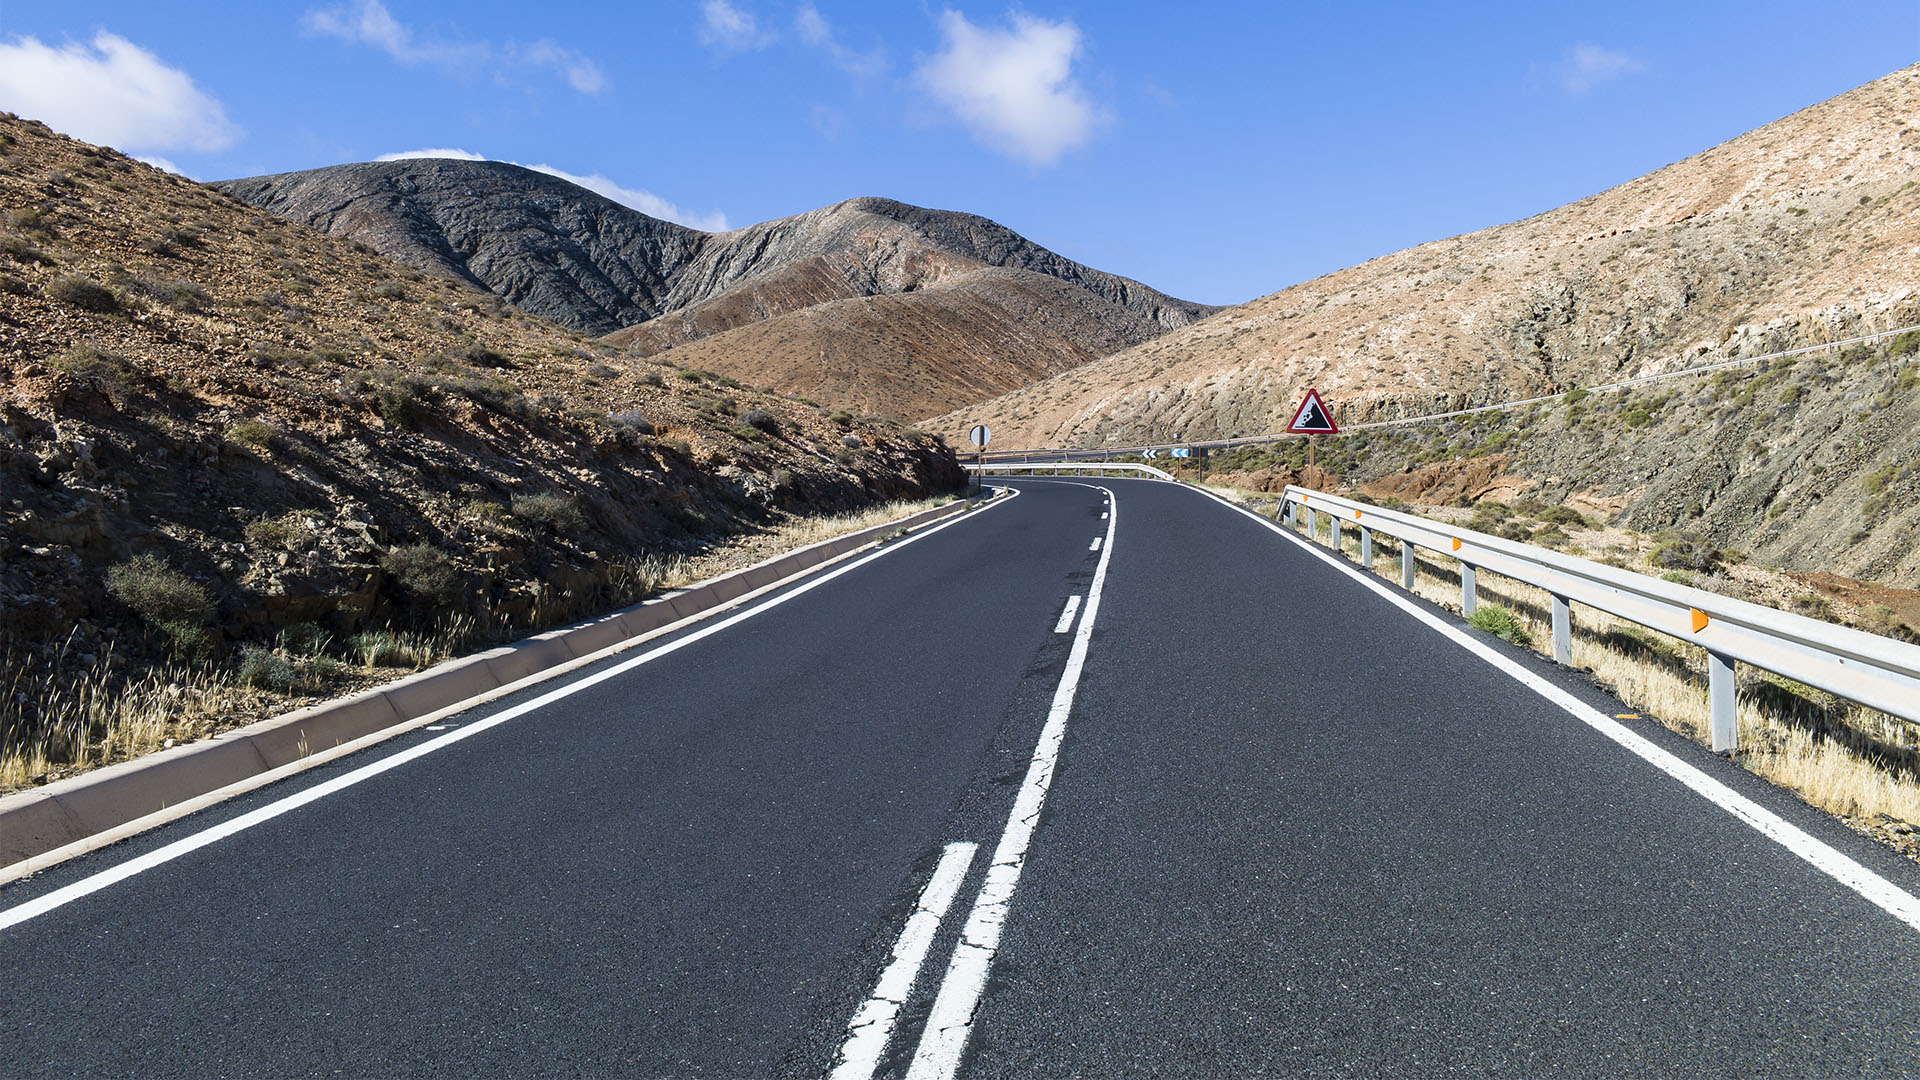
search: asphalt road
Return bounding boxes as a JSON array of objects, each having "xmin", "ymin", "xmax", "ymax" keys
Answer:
[{"xmin": 3, "ymin": 478, "xmax": 1918, "ymax": 1078}]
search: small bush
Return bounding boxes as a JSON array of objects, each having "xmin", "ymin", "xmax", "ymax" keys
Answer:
[
  {"xmin": 381, "ymin": 544, "xmax": 464, "ymax": 607},
  {"xmin": 1, "ymin": 233, "xmax": 55, "ymax": 265},
  {"xmin": 227, "ymin": 419, "xmax": 278, "ymax": 449},
  {"xmin": 1535, "ymin": 505, "xmax": 1590, "ymax": 529},
  {"xmin": 108, "ymin": 554, "xmax": 213, "ymax": 626},
  {"xmin": 741, "ymin": 409, "xmax": 778, "ymax": 433},
  {"xmin": 729, "ymin": 424, "xmax": 765, "ymax": 442},
  {"xmin": 511, "ymin": 492, "xmax": 586, "ymax": 533},
  {"xmin": 237, "ymin": 645, "xmax": 296, "ymax": 692},
  {"xmin": 1649, "ymin": 532, "xmax": 1722, "ymax": 574},
  {"xmin": 136, "ymin": 274, "xmax": 211, "ymax": 313},
  {"xmin": 1466, "ymin": 605, "xmax": 1534, "ymax": 647},
  {"xmin": 610, "ymin": 409, "xmax": 654, "ymax": 435},
  {"xmin": 372, "ymin": 281, "xmax": 409, "ymax": 301},
  {"xmin": 49, "ymin": 275, "xmax": 121, "ymax": 313},
  {"xmin": 50, "ymin": 344, "xmax": 136, "ymax": 388},
  {"xmin": 828, "ymin": 410, "xmax": 855, "ymax": 427},
  {"xmin": 587, "ymin": 362, "xmax": 619, "ymax": 380},
  {"xmin": 244, "ymin": 512, "xmax": 318, "ymax": 551}
]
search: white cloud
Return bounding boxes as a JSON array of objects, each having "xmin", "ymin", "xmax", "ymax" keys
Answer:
[
  {"xmin": 520, "ymin": 40, "xmax": 607, "ymax": 95},
  {"xmin": 136, "ymin": 154, "xmax": 184, "ymax": 175},
  {"xmin": 372, "ymin": 148, "xmax": 728, "ymax": 231},
  {"xmin": 795, "ymin": 3, "xmax": 886, "ymax": 78},
  {"xmin": 525, "ymin": 164, "xmax": 729, "ymax": 232},
  {"xmin": 303, "ymin": 1, "xmax": 607, "ymax": 94},
  {"xmin": 0, "ymin": 32, "xmax": 239, "ymax": 153},
  {"xmin": 1556, "ymin": 43, "xmax": 1641, "ymax": 94},
  {"xmin": 915, "ymin": 9, "xmax": 1099, "ymax": 166},
  {"xmin": 699, "ymin": 0, "xmax": 772, "ymax": 51},
  {"xmin": 375, "ymin": 147, "xmax": 486, "ymax": 161}
]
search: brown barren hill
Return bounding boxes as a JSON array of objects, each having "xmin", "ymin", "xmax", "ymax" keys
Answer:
[
  {"xmin": 623, "ymin": 266, "xmax": 1171, "ymax": 421},
  {"xmin": 946, "ymin": 64, "xmax": 1920, "ymax": 449},
  {"xmin": 0, "ymin": 112, "xmax": 962, "ymax": 783},
  {"xmin": 218, "ymin": 163, "xmax": 1216, "ymax": 421},
  {"xmin": 939, "ymin": 65, "xmax": 1920, "ymax": 586}
]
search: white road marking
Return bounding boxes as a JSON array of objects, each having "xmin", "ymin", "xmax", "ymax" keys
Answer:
[
  {"xmin": 0, "ymin": 491, "xmax": 1023, "ymax": 933},
  {"xmin": 1053, "ymin": 595, "xmax": 1083, "ymax": 634},
  {"xmin": 906, "ymin": 484, "xmax": 1118, "ymax": 1080},
  {"xmin": 1089, "ymin": 537, "xmax": 1102, "ymax": 551},
  {"xmin": 1193, "ymin": 485, "xmax": 1920, "ymax": 934},
  {"xmin": 828, "ymin": 842, "xmax": 979, "ymax": 1080},
  {"xmin": 1101, "ymin": 512, "xmax": 1109, "ymax": 519}
]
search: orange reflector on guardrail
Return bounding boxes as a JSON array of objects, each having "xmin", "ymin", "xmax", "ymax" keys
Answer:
[
  {"xmin": 1451, "ymin": 538, "xmax": 1462, "ymax": 552},
  {"xmin": 1692, "ymin": 609, "xmax": 1709, "ymax": 633}
]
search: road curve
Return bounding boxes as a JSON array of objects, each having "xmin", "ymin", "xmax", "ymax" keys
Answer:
[{"xmin": 2, "ymin": 478, "xmax": 1917, "ymax": 1078}]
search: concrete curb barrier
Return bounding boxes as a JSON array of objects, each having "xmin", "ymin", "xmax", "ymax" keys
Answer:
[{"xmin": 0, "ymin": 494, "xmax": 985, "ymax": 875}]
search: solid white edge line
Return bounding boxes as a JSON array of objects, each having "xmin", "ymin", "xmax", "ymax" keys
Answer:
[
  {"xmin": 906, "ymin": 482, "xmax": 1119, "ymax": 1080},
  {"xmin": 1053, "ymin": 595, "xmax": 1083, "ymax": 635},
  {"xmin": 0, "ymin": 490, "xmax": 1025, "ymax": 933},
  {"xmin": 828, "ymin": 841, "xmax": 980, "ymax": 1080},
  {"xmin": 1188, "ymin": 484, "xmax": 1920, "ymax": 934}
]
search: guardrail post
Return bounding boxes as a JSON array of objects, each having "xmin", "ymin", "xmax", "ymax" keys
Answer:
[
  {"xmin": 1329, "ymin": 515, "xmax": 1342, "ymax": 551},
  {"xmin": 1461, "ymin": 563, "xmax": 1477, "ymax": 616},
  {"xmin": 1709, "ymin": 651, "xmax": 1737, "ymax": 753},
  {"xmin": 1360, "ymin": 526, "xmax": 1373, "ymax": 569},
  {"xmin": 1283, "ymin": 500, "xmax": 1294, "ymax": 526},
  {"xmin": 1402, "ymin": 542, "xmax": 1416, "ymax": 589},
  {"xmin": 1551, "ymin": 593, "xmax": 1571, "ymax": 665}
]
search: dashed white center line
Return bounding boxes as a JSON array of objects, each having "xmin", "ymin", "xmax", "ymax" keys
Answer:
[
  {"xmin": 1088, "ymin": 537, "xmax": 1102, "ymax": 551},
  {"xmin": 829, "ymin": 842, "xmax": 979, "ymax": 1080},
  {"xmin": 906, "ymin": 484, "xmax": 1119, "ymax": 1080},
  {"xmin": 1052, "ymin": 595, "xmax": 1083, "ymax": 634}
]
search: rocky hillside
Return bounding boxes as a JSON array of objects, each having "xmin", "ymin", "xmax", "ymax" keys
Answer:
[
  {"xmin": 943, "ymin": 64, "xmax": 1920, "ymax": 586},
  {"xmin": 220, "ymin": 164, "xmax": 1215, "ymax": 420},
  {"xmin": 0, "ymin": 112, "xmax": 962, "ymax": 760}
]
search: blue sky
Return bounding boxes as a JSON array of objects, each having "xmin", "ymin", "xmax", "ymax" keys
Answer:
[{"xmin": 2, "ymin": 2, "xmax": 1915, "ymax": 306}]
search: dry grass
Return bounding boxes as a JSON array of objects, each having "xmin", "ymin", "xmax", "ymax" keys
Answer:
[
  {"xmin": 0, "ymin": 637, "xmax": 230, "ymax": 790},
  {"xmin": 1263, "ymin": 497, "xmax": 1920, "ymax": 851}
]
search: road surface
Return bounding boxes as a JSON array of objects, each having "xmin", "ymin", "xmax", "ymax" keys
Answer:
[{"xmin": 4, "ymin": 478, "xmax": 1918, "ymax": 1078}]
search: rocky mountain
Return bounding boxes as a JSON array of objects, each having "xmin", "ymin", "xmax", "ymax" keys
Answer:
[
  {"xmin": 940, "ymin": 64, "xmax": 1920, "ymax": 586},
  {"xmin": 219, "ymin": 164, "xmax": 1215, "ymax": 419},
  {"xmin": 0, "ymin": 112, "xmax": 961, "ymax": 782}
]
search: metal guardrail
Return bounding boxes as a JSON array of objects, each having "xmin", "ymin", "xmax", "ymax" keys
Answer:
[
  {"xmin": 1278, "ymin": 485, "xmax": 1920, "ymax": 752},
  {"xmin": 968, "ymin": 462, "xmax": 1177, "ymax": 482}
]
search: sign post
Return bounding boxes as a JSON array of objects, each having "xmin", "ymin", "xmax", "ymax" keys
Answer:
[
  {"xmin": 968, "ymin": 424, "xmax": 991, "ymax": 488},
  {"xmin": 1285, "ymin": 388, "xmax": 1339, "ymax": 471}
]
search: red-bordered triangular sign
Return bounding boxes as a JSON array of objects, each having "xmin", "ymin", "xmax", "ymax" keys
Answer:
[{"xmin": 1286, "ymin": 388, "xmax": 1339, "ymax": 434}]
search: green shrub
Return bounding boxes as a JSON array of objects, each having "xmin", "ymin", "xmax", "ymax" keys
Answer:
[
  {"xmin": 1535, "ymin": 505, "xmax": 1590, "ymax": 529},
  {"xmin": 227, "ymin": 419, "xmax": 278, "ymax": 449},
  {"xmin": 1466, "ymin": 605, "xmax": 1534, "ymax": 647},
  {"xmin": 511, "ymin": 492, "xmax": 586, "ymax": 533},
  {"xmin": 108, "ymin": 554, "xmax": 213, "ymax": 626},
  {"xmin": 372, "ymin": 281, "xmax": 409, "ymax": 301},
  {"xmin": 49, "ymin": 275, "xmax": 120, "ymax": 313},
  {"xmin": 1649, "ymin": 532, "xmax": 1722, "ymax": 573},
  {"xmin": 1520, "ymin": 526, "xmax": 1566, "ymax": 549},
  {"xmin": 741, "ymin": 409, "xmax": 778, "ymax": 433},
  {"xmin": 237, "ymin": 645, "xmax": 296, "ymax": 692},
  {"xmin": 381, "ymin": 544, "xmax": 464, "ymax": 607}
]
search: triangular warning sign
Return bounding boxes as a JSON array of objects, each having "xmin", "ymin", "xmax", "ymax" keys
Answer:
[{"xmin": 1286, "ymin": 388, "xmax": 1339, "ymax": 434}]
